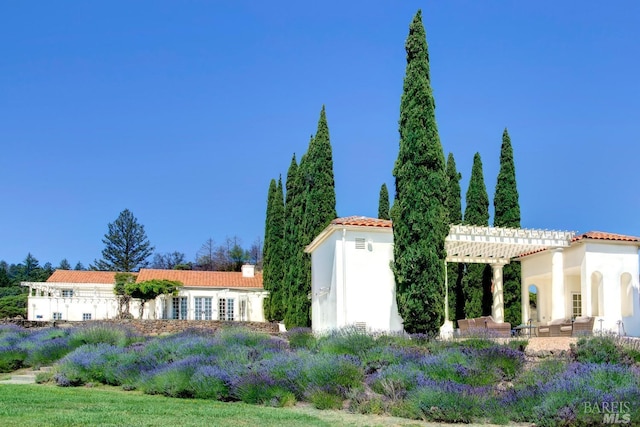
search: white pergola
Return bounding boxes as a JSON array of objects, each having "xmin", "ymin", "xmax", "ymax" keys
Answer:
[{"xmin": 442, "ymin": 225, "xmax": 574, "ymax": 329}]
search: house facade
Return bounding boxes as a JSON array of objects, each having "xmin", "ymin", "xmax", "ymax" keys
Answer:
[
  {"xmin": 306, "ymin": 216, "xmax": 640, "ymax": 336},
  {"xmin": 519, "ymin": 232, "xmax": 640, "ymax": 336},
  {"xmin": 22, "ymin": 265, "xmax": 268, "ymax": 322},
  {"xmin": 305, "ymin": 217, "xmax": 403, "ymax": 333}
]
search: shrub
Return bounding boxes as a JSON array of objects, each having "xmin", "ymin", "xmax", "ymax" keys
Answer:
[
  {"xmin": 503, "ymin": 362, "xmax": 640, "ymax": 426},
  {"xmin": 285, "ymin": 327, "xmax": 316, "ymax": 350},
  {"xmin": 254, "ymin": 352, "xmax": 307, "ymax": 398},
  {"xmin": 0, "ymin": 345, "xmax": 26, "ymax": 372},
  {"xmin": 232, "ymin": 370, "xmax": 294, "ymax": 406},
  {"xmin": 139, "ymin": 355, "xmax": 214, "ymax": 398},
  {"xmin": 309, "ymin": 390, "xmax": 343, "ymax": 410},
  {"xmin": 68, "ymin": 324, "xmax": 138, "ymax": 348},
  {"xmin": 303, "ymin": 353, "xmax": 364, "ymax": 397},
  {"xmin": 473, "ymin": 345, "xmax": 525, "ymax": 380},
  {"xmin": 55, "ymin": 343, "xmax": 127, "ymax": 385},
  {"xmin": 408, "ymin": 380, "xmax": 492, "ymax": 423},
  {"xmin": 369, "ymin": 363, "xmax": 423, "ymax": 400},
  {"xmin": 572, "ymin": 335, "xmax": 621, "ymax": 364},
  {"xmin": 316, "ymin": 326, "xmax": 376, "ymax": 357},
  {"xmin": 346, "ymin": 389, "xmax": 387, "ymax": 415},
  {"xmin": 35, "ymin": 370, "xmax": 54, "ymax": 383},
  {"xmin": 190, "ymin": 364, "xmax": 240, "ymax": 400},
  {"xmin": 216, "ymin": 327, "xmax": 274, "ymax": 350},
  {"xmin": 24, "ymin": 336, "xmax": 72, "ymax": 367}
]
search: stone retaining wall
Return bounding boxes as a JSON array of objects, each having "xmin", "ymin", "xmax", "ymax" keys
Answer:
[
  {"xmin": 89, "ymin": 319, "xmax": 280, "ymax": 335},
  {"xmin": 1, "ymin": 318, "xmax": 280, "ymax": 335}
]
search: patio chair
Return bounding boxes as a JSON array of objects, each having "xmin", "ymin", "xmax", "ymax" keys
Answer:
[
  {"xmin": 538, "ymin": 318, "xmax": 572, "ymax": 337},
  {"xmin": 480, "ymin": 315, "xmax": 512, "ymax": 338},
  {"xmin": 572, "ymin": 316, "xmax": 595, "ymax": 336}
]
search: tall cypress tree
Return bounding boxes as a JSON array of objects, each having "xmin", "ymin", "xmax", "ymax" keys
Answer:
[
  {"xmin": 462, "ymin": 153, "xmax": 492, "ymax": 318},
  {"xmin": 283, "ymin": 155, "xmax": 306, "ymax": 328},
  {"xmin": 262, "ymin": 177, "xmax": 286, "ymax": 321},
  {"xmin": 285, "ymin": 107, "xmax": 337, "ymax": 328},
  {"xmin": 262, "ymin": 179, "xmax": 277, "ymax": 321},
  {"xmin": 391, "ymin": 10, "xmax": 449, "ymax": 334},
  {"xmin": 445, "ymin": 153, "xmax": 465, "ymax": 322},
  {"xmin": 494, "ymin": 128, "xmax": 522, "ymax": 325},
  {"xmin": 378, "ymin": 183, "xmax": 390, "ymax": 220},
  {"xmin": 303, "ymin": 106, "xmax": 337, "ymax": 236}
]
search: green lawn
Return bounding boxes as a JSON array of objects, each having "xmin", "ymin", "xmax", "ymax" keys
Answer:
[{"xmin": 0, "ymin": 384, "xmax": 425, "ymax": 427}]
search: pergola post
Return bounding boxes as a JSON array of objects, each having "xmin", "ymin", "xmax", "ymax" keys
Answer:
[
  {"xmin": 491, "ymin": 264, "xmax": 504, "ymax": 322},
  {"xmin": 550, "ymin": 248, "xmax": 566, "ymax": 320}
]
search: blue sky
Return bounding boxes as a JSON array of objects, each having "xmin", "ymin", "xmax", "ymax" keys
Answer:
[{"xmin": 2, "ymin": 1, "xmax": 639, "ymax": 268}]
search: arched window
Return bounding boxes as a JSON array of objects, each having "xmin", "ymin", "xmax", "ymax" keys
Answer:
[
  {"xmin": 529, "ymin": 284, "xmax": 540, "ymax": 322},
  {"xmin": 620, "ymin": 273, "xmax": 633, "ymax": 317}
]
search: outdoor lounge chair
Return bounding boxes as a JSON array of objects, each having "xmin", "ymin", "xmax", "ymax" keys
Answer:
[
  {"xmin": 538, "ymin": 318, "xmax": 573, "ymax": 337},
  {"xmin": 457, "ymin": 316, "xmax": 511, "ymax": 338},
  {"xmin": 480, "ymin": 316, "xmax": 512, "ymax": 338},
  {"xmin": 571, "ymin": 316, "xmax": 595, "ymax": 336}
]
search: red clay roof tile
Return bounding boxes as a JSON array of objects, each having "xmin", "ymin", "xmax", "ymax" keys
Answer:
[
  {"xmin": 572, "ymin": 231, "xmax": 640, "ymax": 243},
  {"xmin": 331, "ymin": 216, "xmax": 392, "ymax": 228},
  {"xmin": 46, "ymin": 270, "xmax": 120, "ymax": 284},
  {"xmin": 135, "ymin": 269, "xmax": 263, "ymax": 289},
  {"xmin": 45, "ymin": 269, "xmax": 263, "ymax": 289}
]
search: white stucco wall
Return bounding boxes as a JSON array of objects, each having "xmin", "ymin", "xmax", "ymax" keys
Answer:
[
  {"xmin": 309, "ymin": 226, "xmax": 403, "ymax": 333},
  {"xmin": 310, "ymin": 231, "xmax": 341, "ymax": 331}
]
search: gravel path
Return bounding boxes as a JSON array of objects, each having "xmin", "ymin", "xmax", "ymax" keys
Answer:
[{"xmin": 524, "ymin": 336, "xmax": 576, "ymax": 355}]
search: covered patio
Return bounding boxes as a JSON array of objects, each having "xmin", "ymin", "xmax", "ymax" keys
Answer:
[{"xmin": 441, "ymin": 225, "xmax": 575, "ymax": 335}]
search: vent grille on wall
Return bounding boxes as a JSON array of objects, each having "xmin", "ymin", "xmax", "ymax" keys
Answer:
[
  {"xmin": 355, "ymin": 238, "xmax": 366, "ymax": 249},
  {"xmin": 354, "ymin": 322, "xmax": 367, "ymax": 332}
]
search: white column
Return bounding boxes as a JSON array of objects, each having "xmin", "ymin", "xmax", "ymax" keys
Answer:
[
  {"xmin": 440, "ymin": 261, "xmax": 454, "ymax": 339},
  {"xmin": 491, "ymin": 264, "xmax": 504, "ymax": 322},
  {"xmin": 521, "ymin": 280, "xmax": 529, "ymax": 325},
  {"xmin": 551, "ymin": 248, "xmax": 566, "ymax": 320}
]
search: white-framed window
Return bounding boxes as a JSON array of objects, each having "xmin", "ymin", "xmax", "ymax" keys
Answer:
[
  {"xmin": 194, "ymin": 297, "xmax": 213, "ymax": 320},
  {"xmin": 52, "ymin": 312, "xmax": 63, "ymax": 320},
  {"xmin": 572, "ymin": 293, "xmax": 582, "ymax": 318},
  {"xmin": 218, "ymin": 298, "xmax": 235, "ymax": 321},
  {"xmin": 62, "ymin": 289, "xmax": 74, "ymax": 298},
  {"xmin": 82, "ymin": 313, "xmax": 92, "ymax": 321},
  {"xmin": 172, "ymin": 297, "xmax": 188, "ymax": 320}
]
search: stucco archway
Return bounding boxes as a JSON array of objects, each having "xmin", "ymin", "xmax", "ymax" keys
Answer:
[{"xmin": 621, "ymin": 272, "xmax": 633, "ymax": 317}]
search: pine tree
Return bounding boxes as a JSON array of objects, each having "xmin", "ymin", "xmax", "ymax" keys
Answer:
[
  {"xmin": 494, "ymin": 128, "xmax": 522, "ymax": 325},
  {"xmin": 445, "ymin": 153, "xmax": 465, "ymax": 322},
  {"xmin": 462, "ymin": 153, "xmax": 492, "ymax": 318},
  {"xmin": 378, "ymin": 183, "xmax": 390, "ymax": 220},
  {"xmin": 91, "ymin": 209, "xmax": 154, "ymax": 272},
  {"xmin": 391, "ymin": 10, "xmax": 449, "ymax": 334}
]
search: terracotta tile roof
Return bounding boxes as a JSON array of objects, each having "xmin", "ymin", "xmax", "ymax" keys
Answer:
[
  {"xmin": 135, "ymin": 269, "xmax": 263, "ymax": 289},
  {"xmin": 331, "ymin": 216, "xmax": 392, "ymax": 228},
  {"xmin": 572, "ymin": 231, "xmax": 640, "ymax": 243},
  {"xmin": 47, "ymin": 270, "xmax": 120, "ymax": 284}
]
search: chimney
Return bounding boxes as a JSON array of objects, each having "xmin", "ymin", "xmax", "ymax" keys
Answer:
[{"xmin": 241, "ymin": 264, "xmax": 255, "ymax": 278}]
